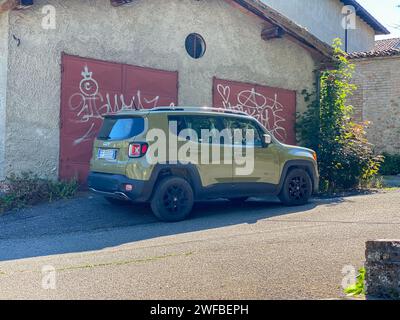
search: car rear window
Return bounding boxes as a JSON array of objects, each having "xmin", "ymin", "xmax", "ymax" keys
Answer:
[{"xmin": 98, "ymin": 117, "xmax": 145, "ymax": 141}]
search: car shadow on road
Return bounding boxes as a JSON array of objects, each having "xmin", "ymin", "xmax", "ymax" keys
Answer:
[{"xmin": 0, "ymin": 194, "xmax": 345, "ymax": 262}]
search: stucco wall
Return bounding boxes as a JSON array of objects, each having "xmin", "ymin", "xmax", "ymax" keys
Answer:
[
  {"xmin": 263, "ymin": 0, "xmax": 376, "ymax": 52},
  {"xmin": 5, "ymin": 0, "xmax": 318, "ymax": 178},
  {"xmin": 348, "ymin": 56, "xmax": 400, "ymax": 154},
  {"xmin": 0, "ymin": 11, "xmax": 8, "ymax": 180}
]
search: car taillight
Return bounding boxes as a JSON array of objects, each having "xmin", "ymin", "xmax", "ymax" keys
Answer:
[{"xmin": 129, "ymin": 143, "xmax": 149, "ymax": 158}]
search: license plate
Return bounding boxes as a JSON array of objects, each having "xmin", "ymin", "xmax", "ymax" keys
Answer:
[{"xmin": 97, "ymin": 149, "xmax": 117, "ymax": 160}]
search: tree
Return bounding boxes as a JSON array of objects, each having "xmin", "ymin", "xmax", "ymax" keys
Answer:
[{"xmin": 297, "ymin": 39, "xmax": 382, "ymax": 193}]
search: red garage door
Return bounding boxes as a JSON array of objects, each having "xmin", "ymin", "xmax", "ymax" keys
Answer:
[
  {"xmin": 60, "ymin": 54, "xmax": 178, "ymax": 184},
  {"xmin": 213, "ymin": 78, "xmax": 296, "ymax": 145}
]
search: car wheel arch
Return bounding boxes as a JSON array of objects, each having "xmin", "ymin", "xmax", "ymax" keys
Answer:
[
  {"xmin": 278, "ymin": 160, "xmax": 317, "ymax": 195},
  {"xmin": 149, "ymin": 164, "xmax": 203, "ymax": 198}
]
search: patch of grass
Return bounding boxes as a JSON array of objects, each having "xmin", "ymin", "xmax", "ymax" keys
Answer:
[
  {"xmin": 344, "ymin": 268, "xmax": 366, "ymax": 297},
  {"xmin": 383, "ymin": 187, "xmax": 400, "ymax": 191},
  {"xmin": 317, "ymin": 175, "xmax": 400, "ymax": 198},
  {"xmin": 0, "ymin": 172, "xmax": 79, "ymax": 214},
  {"xmin": 361, "ymin": 176, "xmax": 384, "ymax": 189}
]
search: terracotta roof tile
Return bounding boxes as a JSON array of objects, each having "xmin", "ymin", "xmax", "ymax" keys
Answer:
[
  {"xmin": 348, "ymin": 38, "xmax": 400, "ymax": 59},
  {"xmin": 374, "ymin": 38, "xmax": 400, "ymax": 51}
]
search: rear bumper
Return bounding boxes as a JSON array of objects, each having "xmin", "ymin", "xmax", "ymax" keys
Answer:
[{"xmin": 87, "ymin": 172, "xmax": 148, "ymax": 202}]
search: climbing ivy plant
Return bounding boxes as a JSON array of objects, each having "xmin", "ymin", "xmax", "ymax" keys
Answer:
[{"xmin": 297, "ymin": 39, "xmax": 383, "ymax": 193}]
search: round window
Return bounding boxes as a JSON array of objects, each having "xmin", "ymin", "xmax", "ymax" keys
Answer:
[{"xmin": 185, "ymin": 33, "xmax": 206, "ymax": 59}]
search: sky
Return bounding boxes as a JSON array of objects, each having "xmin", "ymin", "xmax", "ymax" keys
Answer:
[{"xmin": 357, "ymin": 0, "xmax": 400, "ymax": 39}]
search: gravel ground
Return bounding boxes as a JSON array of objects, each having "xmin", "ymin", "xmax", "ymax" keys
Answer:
[{"xmin": 0, "ymin": 190, "xmax": 399, "ymax": 299}]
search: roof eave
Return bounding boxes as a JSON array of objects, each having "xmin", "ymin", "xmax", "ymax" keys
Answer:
[{"xmin": 233, "ymin": 0, "xmax": 334, "ymax": 61}]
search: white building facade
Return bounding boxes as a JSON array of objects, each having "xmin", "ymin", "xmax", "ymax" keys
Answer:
[{"xmin": 262, "ymin": 0, "xmax": 389, "ymax": 52}]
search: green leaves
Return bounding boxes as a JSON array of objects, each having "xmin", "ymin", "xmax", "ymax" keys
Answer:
[
  {"xmin": 297, "ymin": 39, "xmax": 382, "ymax": 193},
  {"xmin": 344, "ymin": 268, "xmax": 366, "ymax": 297}
]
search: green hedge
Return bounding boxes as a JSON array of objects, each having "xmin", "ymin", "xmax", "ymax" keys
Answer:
[{"xmin": 380, "ymin": 153, "xmax": 400, "ymax": 176}]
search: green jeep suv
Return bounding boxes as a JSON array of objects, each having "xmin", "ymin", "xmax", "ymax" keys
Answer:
[{"xmin": 88, "ymin": 107, "xmax": 319, "ymax": 222}]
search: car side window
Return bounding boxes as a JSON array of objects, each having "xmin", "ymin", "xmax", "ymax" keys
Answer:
[
  {"xmin": 223, "ymin": 117, "xmax": 263, "ymax": 147},
  {"xmin": 182, "ymin": 116, "xmax": 224, "ymax": 144},
  {"xmin": 168, "ymin": 115, "xmax": 187, "ymax": 134}
]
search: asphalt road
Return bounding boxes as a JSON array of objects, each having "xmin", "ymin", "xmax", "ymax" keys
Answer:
[{"xmin": 0, "ymin": 190, "xmax": 399, "ymax": 300}]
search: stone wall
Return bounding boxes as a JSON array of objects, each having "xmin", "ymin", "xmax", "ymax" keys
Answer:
[
  {"xmin": 2, "ymin": 0, "xmax": 319, "ymax": 179},
  {"xmin": 348, "ymin": 55, "xmax": 400, "ymax": 154},
  {"xmin": 365, "ymin": 240, "xmax": 400, "ymax": 300}
]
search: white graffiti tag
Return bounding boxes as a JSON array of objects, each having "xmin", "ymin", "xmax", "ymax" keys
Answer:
[
  {"xmin": 68, "ymin": 66, "xmax": 161, "ymax": 145},
  {"xmin": 217, "ymin": 84, "xmax": 288, "ymax": 142}
]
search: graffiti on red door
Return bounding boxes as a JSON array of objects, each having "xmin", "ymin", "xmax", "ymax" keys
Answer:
[
  {"xmin": 213, "ymin": 78, "xmax": 296, "ymax": 144},
  {"xmin": 68, "ymin": 65, "xmax": 171, "ymax": 146},
  {"xmin": 60, "ymin": 55, "xmax": 178, "ymax": 183}
]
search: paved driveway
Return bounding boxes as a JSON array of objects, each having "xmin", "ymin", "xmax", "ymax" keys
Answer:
[{"xmin": 0, "ymin": 190, "xmax": 399, "ymax": 299}]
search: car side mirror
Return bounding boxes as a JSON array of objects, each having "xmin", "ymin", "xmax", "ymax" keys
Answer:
[{"xmin": 264, "ymin": 134, "xmax": 272, "ymax": 145}]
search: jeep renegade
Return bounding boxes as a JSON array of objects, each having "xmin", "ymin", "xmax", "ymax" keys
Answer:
[{"xmin": 88, "ymin": 107, "xmax": 319, "ymax": 222}]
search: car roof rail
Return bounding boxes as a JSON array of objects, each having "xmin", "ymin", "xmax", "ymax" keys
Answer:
[
  {"xmin": 149, "ymin": 106, "xmax": 249, "ymax": 117},
  {"xmin": 212, "ymin": 108, "xmax": 249, "ymax": 116},
  {"xmin": 149, "ymin": 107, "xmax": 186, "ymax": 112}
]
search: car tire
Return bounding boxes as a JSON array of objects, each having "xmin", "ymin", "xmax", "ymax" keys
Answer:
[
  {"xmin": 105, "ymin": 197, "xmax": 130, "ymax": 206},
  {"xmin": 278, "ymin": 169, "xmax": 312, "ymax": 206},
  {"xmin": 150, "ymin": 176, "xmax": 194, "ymax": 222}
]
